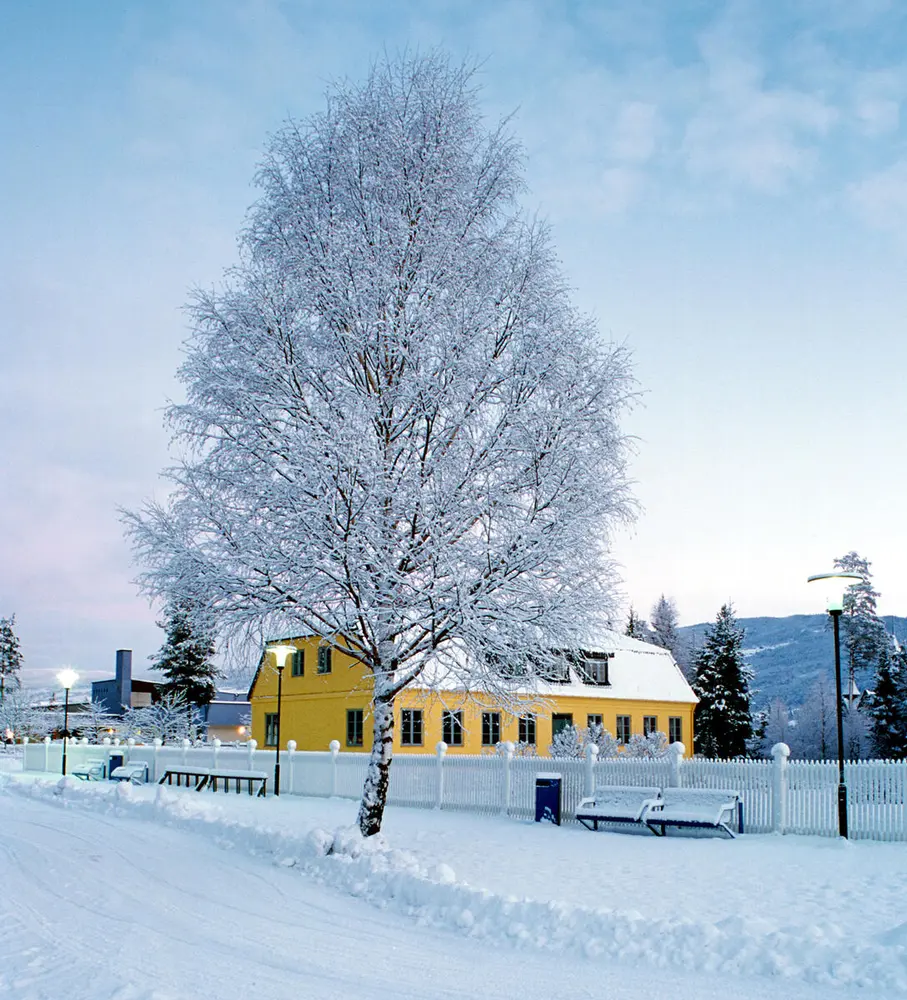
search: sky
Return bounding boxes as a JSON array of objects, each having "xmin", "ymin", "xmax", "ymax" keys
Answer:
[{"xmin": 3, "ymin": 0, "xmax": 907, "ymax": 689}]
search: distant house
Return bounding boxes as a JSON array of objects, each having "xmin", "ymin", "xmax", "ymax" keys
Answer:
[
  {"xmin": 91, "ymin": 650, "xmax": 163, "ymax": 716},
  {"xmin": 248, "ymin": 632, "xmax": 697, "ymax": 757},
  {"xmin": 199, "ymin": 691, "xmax": 251, "ymax": 743}
]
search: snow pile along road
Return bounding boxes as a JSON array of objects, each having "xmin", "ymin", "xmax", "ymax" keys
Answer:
[{"xmin": 3, "ymin": 773, "xmax": 906, "ymax": 994}]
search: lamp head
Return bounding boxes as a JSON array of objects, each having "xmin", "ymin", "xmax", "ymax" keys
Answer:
[
  {"xmin": 57, "ymin": 667, "xmax": 79, "ymax": 690},
  {"xmin": 807, "ymin": 571, "xmax": 864, "ymax": 613},
  {"xmin": 269, "ymin": 644, "xmax": 296, "ymax": 671}
]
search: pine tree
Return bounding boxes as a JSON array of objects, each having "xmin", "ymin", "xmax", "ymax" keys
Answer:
[
  {"xmin": 867, "ymin": 644, "xmax": 907, "ymax": 758},
  {"xmin": 625, "ymin": 606, "xmax": 651, "ymax": 641},
  {"xmin": 692, "ymin": 603, "xmax": 753, "ymax": 758},
  {"xmin": 834, "ymin": 552, "xmax": 889, "ymax": 689},
  {"xmin": 151, "ymin": 598, "xmax": 217, "ymax": 718},
  {"xmin": 0, "ymin": 615, "xmax": 23, "ymax": 703},
  {"xmin": 649, "ymin": 594, "xmax": 689, "ymax": 674}
]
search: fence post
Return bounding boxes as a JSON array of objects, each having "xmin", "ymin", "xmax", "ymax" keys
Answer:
[
  {"xmin": 286, "ymin": 740, "xmax": 297, "ymax": 795},
  {"xmin": 152, "ymin": 738, "xmax": 162, "ymax": 782},
  {"xmin": 102, "ymin": 737, "xmax": 111, "ymax": 777},
  {"xmin": 668, "ymin": 742, "xmax": 685, "ymax": 787},
  {"xmin": 771, "ymin": 742, "xmax": 790, "ymax": 834},
  {"xmin": 126, "ymin": 737, "xmax": 135, "ymax": 763},
  {"xmin": 435, "ymin": 741, "xmax": 447, "ymax": 810},
  {"xmin": 22, "ymin": 736, "xmax": 28, "ymax": 770},
  {"xmin": 329, "ymin": 740, "xmax": 341, "ymax": 797},
  {"xmin": 181, "ymin": 738, "xmax": 190, "ymax": 767},
  {"xmin": 500, "ymin": 741, "xmax": 514, "ymax": 816},
  {"xmin": 44, "ymin": 735, "xmax": 50, "ymax": 772},
  {"xmin": 247, "ymin": 738, "xmax": 257, "ymax": 771},
  {"xmin": 584, "ymin": 743, "xmax": 599, "ymax": 798}
]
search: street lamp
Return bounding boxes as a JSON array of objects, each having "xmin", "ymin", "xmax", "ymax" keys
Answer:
[
  {"xmin": 807, "ymin": 570, "xmax": 864, "ymax": 839},
  {"xmin": 57, "ymin": 667, "xmax": 79, "ymax": 777},
  {"xmin": 269, "ymin": 645, "xmax": 295, "ymax": 796}
]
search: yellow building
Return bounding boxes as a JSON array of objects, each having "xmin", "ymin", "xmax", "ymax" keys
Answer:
[{"xmin": 248, "ymin": 633, "xmax": 697, "ymax": 757}]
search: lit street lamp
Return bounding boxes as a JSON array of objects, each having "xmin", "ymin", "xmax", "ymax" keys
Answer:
[
  {"xmin": 807, "ymin": 570, "xmax": 864, "ymax": 839},
  {"xmin": 57, "ymin": 667, "xmax": 79, "ymax": 777},
  {"xmin": 269, "ymin": 645, "xmax": 295, "ymax": 796}
]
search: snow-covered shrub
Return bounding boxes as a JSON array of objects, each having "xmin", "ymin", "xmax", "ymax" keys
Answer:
[{"xmin": 625, "ymin": 731, "xmax": 669, "ymax": 758}]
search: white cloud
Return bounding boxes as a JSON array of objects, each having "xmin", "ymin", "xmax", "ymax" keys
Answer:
[{"xmin": 849, "ymin": 158, "xmax": 907, "ymax": 230}]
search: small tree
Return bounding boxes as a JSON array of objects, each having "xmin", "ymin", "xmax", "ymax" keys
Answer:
[
  {"xmin": 692, "ymin": 603, "xmax": 752, "ymax": 758},
  {"xmin": 123, "ymin": 693, "xmax": 196, "ymax": 744},
  {"xmin": 757, "ymin": 698, "xmax": 791, "ymax": 755},
  {"xmin": 586, "ymin": 723, "xmax": 620, "ymax": 758},
  {"xmin": 124, "ymin": 53, "xmax": 637, "ymax": 837},
  {"xmin": 79, "ymin": 699, "xmax": 118, "ymax": 743},
  {"xmin": 548, "ymin": 723, "xmax": 585, "ymax": 758},
  {"xmin": 649, "ymin": 594, "xmax": 690, "ymax": 677},
  {"xmin": 0, "ymin": 615, "xmax": 23, "ymax": 702},
  {"xmin": 625, "ymin": 730, "xmax": 668, "ymax": 758},
  {"xmin": 625, "ymin": 607, "xmax": 651, "ymax": 642},
  {"xmin": 867, "ymin": 643, "xmax": 907, "ymax": 758},
  {"xmin": 793, "ymin": 675, "xmax": 836, "ymax": 759},
  {"xmin": 151, "ymin": 597, "xmax": 218, "ymax": 728}
]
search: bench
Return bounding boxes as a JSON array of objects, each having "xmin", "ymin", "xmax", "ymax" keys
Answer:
[
  {"xmin": 576, "ymin": 786, "xmax": 663, "ymax": 831},
  {"xmin": 110, "ymin": 761, "xmax": 150, "ymax": 785},
  {"xmin": 159, "ymin": 766, "xmax": 211, "ymax": 790},
  {"xmin": 207, "ymin": 769, "xmax": 268, "ymax": 797},
  {"xmin": 73, "ymin": 758, "xmax": 106, "ymax": 781},
  {"xmin": 645, "ymin": 788, "xmax": 743, "ymax": 839}
]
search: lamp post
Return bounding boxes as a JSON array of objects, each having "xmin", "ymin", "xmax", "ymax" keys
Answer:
[
  {"xmin": 807, "ymin": 571, "xmax": 864, "ymax": 839},
  {"xmin": 57, "ymin": 667, "xmax": 79, "ymax": 777},
  {"xmin": 268, "ymin": 645, "xmax": 295, "ymax": 796}
]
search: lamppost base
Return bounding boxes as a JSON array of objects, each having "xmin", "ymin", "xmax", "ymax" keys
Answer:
[{"xmin": 837, "ymin": 782, "xmax": 849, "ymax": 840}]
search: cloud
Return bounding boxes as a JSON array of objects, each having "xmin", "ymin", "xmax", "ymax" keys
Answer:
[{"xmin": 849, "ymin": 158, "xmax": 907, "ymax": 230}]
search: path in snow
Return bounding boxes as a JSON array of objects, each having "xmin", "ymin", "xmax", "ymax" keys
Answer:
[{"xmin": 0, "ymin": 781, "xmax": 895, "ymax": 1000}]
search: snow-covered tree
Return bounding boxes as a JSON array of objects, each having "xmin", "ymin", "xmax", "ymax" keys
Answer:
[
  {"xmin": 586, "ymin": 723, "xmax": 619, "ymax": 758},
  {"xmin": 0, "ymin": 615, "xmax": 23, "ymax": 702},
  {"xmin": 834, "ymin": 552, "xmax": 888, "ymax": 688},
  {"xmin": 625, "ymin": 730, "xmax": 668, "ymax": 758},
  {"xmin": 548, "ymin": 724, "xmax": 585, "ymax": 759},
  {"xmin": 77, "ymin": 699, "xmax": 118, "ymax": 743},
  {"xmin": 123, "ymin": 693, "xmax": 197, "ymax": 744},
  {"xmin": 867, "ymin": 643, "xmax": 907, "ymax": 758},
  {"xmin": 692, "ymin": 603, "xmax": 752, "ymax": 758},
  {"xmin": 124, "ymin": 54, "xmax": 636, "ymax": 837},
  {"xmin": 649, "ymin": 594, "xmax": 689, "ymax": 675},
  {"xmin": 151, "ymin": 596, "xmax": 218, "ymax": 718},
  {"xmin": 793, "ymin": 675, "xmax": 836, "ymax": 759},
  {"xmin": 756, "ymin": 698, "xmax": 791, "ymax": 755},
  {"xmin": 0, "ymin": 690, "xmax": 38, "ymax": 741},
  {"xmin": 625, "ymin": 607, "xmax": 651, "ymax": 641}
]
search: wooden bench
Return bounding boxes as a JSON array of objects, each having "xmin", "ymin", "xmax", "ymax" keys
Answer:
[
  {"xmin": 110, "ymin": 761, "xmax": 150, "ymax": 784},
  {"xmin": 576, "ymin": 786, "xmax": 663, "ymax": 831},
  {"xmin": 207, "ymin": 769, "xmax": 268, "ymax": 797},
  {"xmin": 72, "ymin": 758, "xmax": 106, "ymax": 781},
  {"xmin": 645, "ymin": 788, "xmax": 743, "ymax": 839},
  {"xmin": 159, "ymin": 766, "xmax": 211, "ymax": 790}
]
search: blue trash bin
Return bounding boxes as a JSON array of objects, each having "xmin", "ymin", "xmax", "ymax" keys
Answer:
[
  {"xmin": 535, "ymin": 772, "xmax": 562, "ymax": 825},
  {"xmin": 108, "ymin": 753, "xmax": 124, "ymax": 778}
]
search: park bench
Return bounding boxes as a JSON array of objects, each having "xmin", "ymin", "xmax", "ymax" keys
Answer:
[
  {"xmin": 644, "ymin": 788, "xmax": 743, "ymax": 839},
  {"xmin": 576, "ymin": 786, "xmax": 663, "ymax": 832},
  {"xmin": 110, "ymin": 761, "xmax": 150, "ymax": 785},
  {"xmin": 206, "ymin": 769, "xmax": 268, "ymax": 797},
  {"xmin": 72, "ymin": 758, "xmax": 106, "ymax": 781},
  {"xmin": 159, "ymin": 765, "xmax": 211, "ymax": 790}
]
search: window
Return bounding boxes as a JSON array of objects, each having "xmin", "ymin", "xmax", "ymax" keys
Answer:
[
  {"xmin": 400, "ymin": 709, "xmax": 423, "ymax": 746},
  {"xmin": 291, "ymin": 649, "xmax": 304, "ymax": 677},
  {"xmin": 552, "ymin": 713, "xmax": 573, "ymax": 739},
  {"xmin": 537, "ymin": 654, "xmax": 571, "ymax": 684},
  {"xmin": 317, "ymin": 645, "xmax": 332, "ymax": 674},
  {"xmin": 669, "ymin": 717, "xmax": 682, "ymax": 744},
  {"xmin": 264, "ymin": 713, "xmax": 278, "ymax": 747},
  {"xmin": 347, "ymin": 709, "xmax": 364, "ymax": 747},
  {"xmin": 442, "ymin": 710, "xmax": 464, "ymax": 746},
  {"xmin": 481, "ymin": 712, "xmax": 501, "ymax": 746},
  {"xmin": 616, "ymin": 715, "xmax": 631, "ymax": 744},
  {"xmin": 643, "ymin": 715, "xmax": 658, "ymax": 736},
  {"xmin": 574, "ymin": 651, "xmax": 613, "ymax": 686},
  {"xmin": 518, "ymin": 714, "xmax": 536, "ymax": 745},
  {"xmin": 587, "ymin": 714, "xmax": 603, "ymax": 729}
]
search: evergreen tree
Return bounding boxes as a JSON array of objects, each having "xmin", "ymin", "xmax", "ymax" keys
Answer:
[
  {"xmin": 151, "ymin": 598, "xmax": 217, "ymax": 716},
  {"xmin": 0, "ymin": 615, "xmax": 23, "ymax": 702},
  {"xmin": 649, "ymin": 594, "xmax": 689, "ymax": 675},
  {"xmin": 625, "ymin": 606, "xmax": 651, "ymax": 641},
  {"xmin": 833, "ymin": 552, "xmax": 889, "ymax": 688},
  {"xmin": 692, "ymin": 603, "xmax": 753, "ymax": 758},
  {"xmin": 867, "ymin": 643, "xmax": 907, "ymax": 758}
]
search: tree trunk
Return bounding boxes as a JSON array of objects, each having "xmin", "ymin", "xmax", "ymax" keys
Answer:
[{"xmin": 357, "ymin": 691, "xmax": 395, "ymax": 837}]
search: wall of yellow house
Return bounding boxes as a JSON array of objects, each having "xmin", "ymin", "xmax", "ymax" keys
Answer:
[{"xmin": 250, "ymin": 636, "xmax": 695, "ymax": 757}]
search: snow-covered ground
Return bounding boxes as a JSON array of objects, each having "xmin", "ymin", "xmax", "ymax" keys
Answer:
[{"xmin": 2, "ymin": 762, "xmax": 906, "ymax": 1000}]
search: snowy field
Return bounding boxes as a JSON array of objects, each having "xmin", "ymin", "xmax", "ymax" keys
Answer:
[{"xmin": 2, "ymin": 762, "xmax": 907, "ymax": 1000}]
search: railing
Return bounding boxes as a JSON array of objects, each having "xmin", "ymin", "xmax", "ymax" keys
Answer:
[{"xmin": 20, "ymin": 737, "xmax": 907, "ymax": 842}]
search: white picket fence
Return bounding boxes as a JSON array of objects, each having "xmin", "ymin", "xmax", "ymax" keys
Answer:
[{"xmin": 21, "ymin": 737, "xmax": 907, "ymax": 842}]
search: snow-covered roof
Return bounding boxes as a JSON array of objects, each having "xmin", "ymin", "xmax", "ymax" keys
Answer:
[{"xmin": 417, "ymin": 631, "xmax": 698, "ymax": 705}]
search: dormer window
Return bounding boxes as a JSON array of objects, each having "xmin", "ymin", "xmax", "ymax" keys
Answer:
[{"xmin": 574, "ymin": 650, "xmax": 613, "ymax": 686}]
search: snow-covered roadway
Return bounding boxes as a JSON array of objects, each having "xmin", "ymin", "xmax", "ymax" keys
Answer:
[{"xmin": 0, "ymin": 778, "xmax": 901, "ymax": 1000}]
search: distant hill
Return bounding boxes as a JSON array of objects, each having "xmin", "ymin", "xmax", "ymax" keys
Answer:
[{"xmin": 678, "ymin": 614, "xmax": 907, "ymax": 710}]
